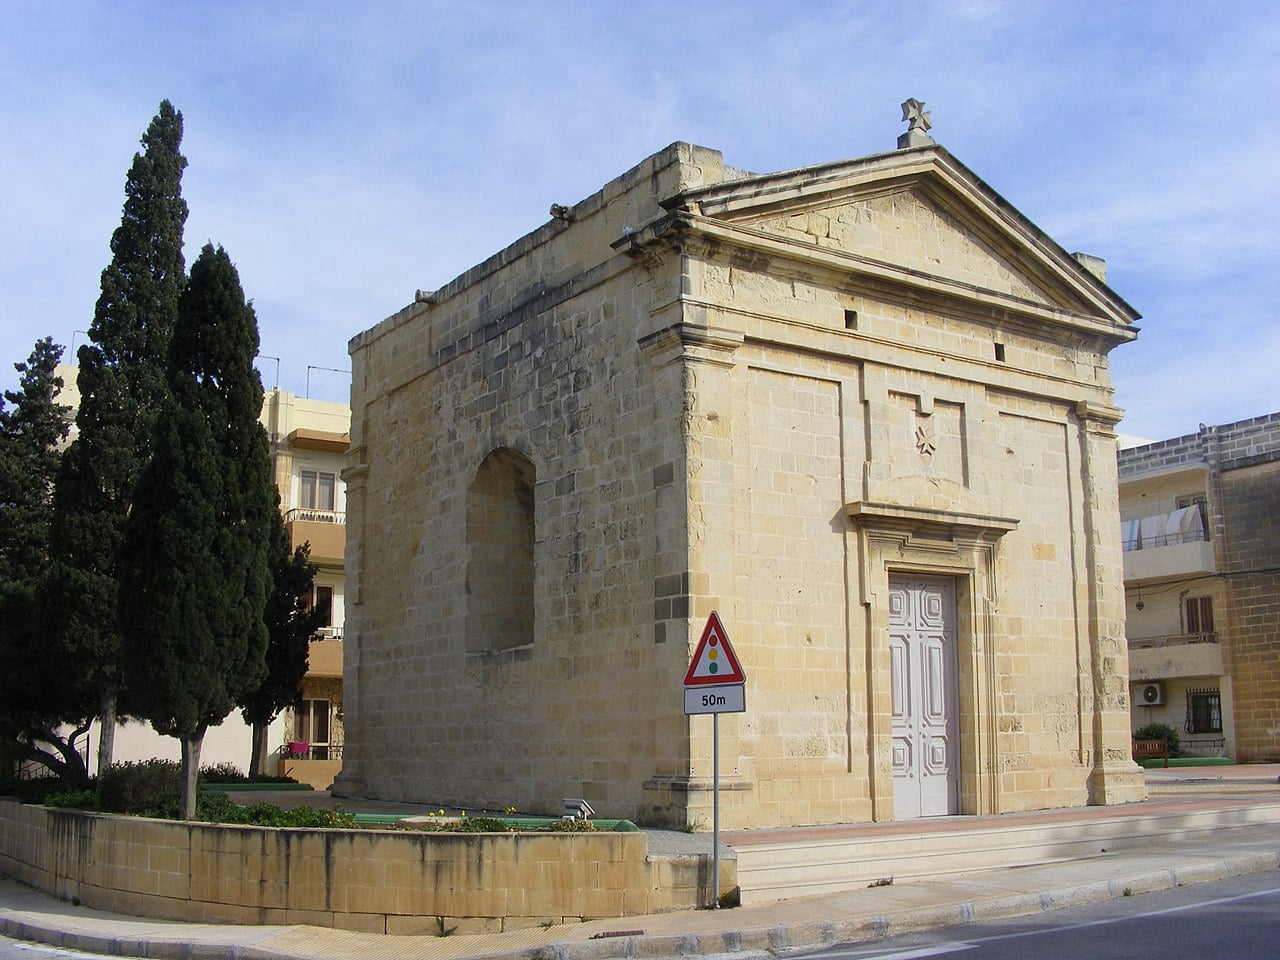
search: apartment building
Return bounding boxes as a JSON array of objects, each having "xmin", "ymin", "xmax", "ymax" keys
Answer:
[
  {"xmin": 1119, "ymin": 413, "xmax": 1280, "ymax": 761},
  {"xmin": 261, "ymin": 387, "xmax": 350, "ymax": 788}
]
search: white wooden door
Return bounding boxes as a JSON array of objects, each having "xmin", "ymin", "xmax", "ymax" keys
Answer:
[{"xmin": 889, "ymin": 575, "xmax": 959, "ymax": 818}]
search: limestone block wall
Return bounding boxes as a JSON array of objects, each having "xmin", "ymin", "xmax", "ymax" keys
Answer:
[
  {"xmin": 343, "ymin": 139, "xmax": 1147, "ymax": 830},
  {"xmin": 670, "ymin": 195, "xmax": 1142, "ymax": 823},
  {"xmin": 0, "ymin": 801, "xmax": 725, "ymax": 932},
  {"xmin": 341, "ymin": 144, "xmax": 727, "ymax": 820},
  {"xmin": 1219, "ymin": 458, "xmax": 1280, "ymax": 761}
]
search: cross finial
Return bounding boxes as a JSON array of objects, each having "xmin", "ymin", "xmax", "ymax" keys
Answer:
[
  {"xmin": 898, "ymin": 98, "xmax": 935, "ymax": 149},
  {"xmin": 902, "ymin": 99, "xmax": 930, "ymax": 132}
]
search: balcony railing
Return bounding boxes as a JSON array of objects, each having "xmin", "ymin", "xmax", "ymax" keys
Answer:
[
  {"xmin": 285, "ymin": 742, "xmax": 344, "ymax": 761},
  {"xmin": 1128, "ymin": 631, "xmax": 1217, "ymax": 649},
  {"xmin": 284, "ymin": 508, "xmax": 346, "ymax": 525},
  {"xmin": 1123, "ymin": 528, "xmax": 1207, "ymax": 550},
  {"xmin": 1122, "ymin": 506, "xmax": 1205, "ymax": 552}
]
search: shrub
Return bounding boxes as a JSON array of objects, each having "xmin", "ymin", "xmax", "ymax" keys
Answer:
[
  {"xmin": 451, "ymin": 816, "xmax": 514, "ymax": 832},
  {"xmin": 0, "ymin": 775, "xmax": 67, "ymax": 805},
  {"xmin": 393, "ymin": 816, "xmax": 517, "ymax": 834},
  {"xmin": 197, "ymin": 793, "xmax": 358, "ymax": 828},
  {"xmin": 195, "ymin": 791, "xmax": 243, "ymax": 822},
  {"xmin": 1134, "ymin": 722, "xmax": 1181, "ymax": 757},
  {"xmin": 542, "ymin": 818, "xmax": 596, "ymax": 832},
  {"xmin": 44, "ymin": 788, "xmax": 100, "ymax": 810},
  {"xmin": 199, "ymin": 761, "xmax": 245, "ymax": 783},
  {"xmin": 98, "ymin": 760, "xmax": 183, "ymax": 817}
]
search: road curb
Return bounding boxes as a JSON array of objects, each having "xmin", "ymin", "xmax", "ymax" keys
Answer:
[
  {"xmin": 3, "ymin": 850, "xmax": 1279, "ymax": 960},
  {"xmin": 536, "ymin": 850, "xmax": 1280, "ymax": 959}
]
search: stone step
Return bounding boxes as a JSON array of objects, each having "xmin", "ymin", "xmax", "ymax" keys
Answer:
[{"xmin": 733, "ymin": 802, "xmax": 1280, "ymax": 904}]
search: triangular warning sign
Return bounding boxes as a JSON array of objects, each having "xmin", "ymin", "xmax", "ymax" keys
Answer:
[{"xmin": 684, "ymin": 611, "xmax": 746, "ymax": 686}]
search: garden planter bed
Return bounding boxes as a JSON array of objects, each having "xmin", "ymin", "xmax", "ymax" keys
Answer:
[{"xmin": 0, "ymin": 799, "xmax": 728, "ymax": 934}]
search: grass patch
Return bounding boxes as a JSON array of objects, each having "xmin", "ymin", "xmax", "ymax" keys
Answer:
[
  {"xmin": 201, "ymin": 782, "xmax": 314, "ymax": 792},
  {"xmin": 1139, "ymin": 757, "xmax": 1235, "ymax": 768}
]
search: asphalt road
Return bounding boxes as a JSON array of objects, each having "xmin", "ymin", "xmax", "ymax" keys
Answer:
[
  {"xmin": 0, "ymin": 939, "xmax": 106, "ymax": 960},
  {"xmin": 797, "ymin": 869, "xmax": 1280, "ymax": 960}
]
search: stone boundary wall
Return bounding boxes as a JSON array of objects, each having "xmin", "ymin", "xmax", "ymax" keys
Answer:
[
  {"xmin": 1119, "ymin": 412, "xmax": 1280, "ymax": 477},
  {"xmin": 0, "ymin": 800, "xmax": 728, "ymax": 934}
]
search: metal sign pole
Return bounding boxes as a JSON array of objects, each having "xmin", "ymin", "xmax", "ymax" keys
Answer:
[
  {"xmin": 684, "ymin": 611, "xmax": 746, "ymax": 911},
  {"xmin": 713, "ymin": 711, "xmax": 720, "ymax": 909}
]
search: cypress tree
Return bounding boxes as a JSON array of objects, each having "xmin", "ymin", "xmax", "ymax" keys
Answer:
[
  {"xmin": 119, "ymin": 243, "xmax": 273, "ymax": 818},
  {"xmin": 0, "ymin": 338, "xmax": 70, "ymax": 584},
  {"xmin": 0, "ymin": 339, "xmax": 87, "ymax": 784},
  {"xmin": 240, "ymin": 511, "xmax": 324, "ymax": 777},
  {"xmin": 45, "ymin": 101, "xmax": 188, "ymax": 774}
]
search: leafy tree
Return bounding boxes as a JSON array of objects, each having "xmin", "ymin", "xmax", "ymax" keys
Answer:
[
  {"xmin": 240, "ymin": 509, "xmax": 325, "ymax": 777},
  {"xmin": 45, "ymin": 101, "xmax": 188, "ymax": 774},
  {"xmin": 119, "ymin": 243, "xmax": 274, "ymax": 819},
  {"xmin": 0, "ymin": 339, "xmax": 86, "ymax": 785}
]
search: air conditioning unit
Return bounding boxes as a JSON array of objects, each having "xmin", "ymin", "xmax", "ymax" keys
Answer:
[
  {"xmin": 315, "ymin": 627, "xmax": 338, "ymax": 639},
  {"xmin": 1136, "ymin": 682, "xmax": 1166, "ymax": 706}
]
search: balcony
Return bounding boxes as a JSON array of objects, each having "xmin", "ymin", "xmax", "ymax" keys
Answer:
[
  {"xmin": 1128, "ymin": 632, "xmax": 1223, "ymax": 681},
  {"xmin": 306, "ymin": 636, "xmax": 343, "ymax": 678},
  {"xmin": 284, "ymin": 507, "xmax": 345, "ymax": 565},
  {"xmin": 1128, "ymin": 631, "xmax": 1217, "ymax": 650},
  {"xmin": 278, "ymin": 743, "xmax": 344, "ymax": 790},
  {"xmin": 1122, "ymin": 507, "xmax": 1214, "ymax": 582}
]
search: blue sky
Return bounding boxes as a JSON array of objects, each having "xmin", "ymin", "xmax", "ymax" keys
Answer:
[{"xmin": 2, "ymin": 1, "xmax": 1276, "ymax": 440}]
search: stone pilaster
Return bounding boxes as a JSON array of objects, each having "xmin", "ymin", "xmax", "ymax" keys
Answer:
[
  {"xmin": 330, "ymin": 455, "xmax": 369, "ymax": 799},
  {"xmin": 1077, "ymin": 402, "xmax": 1147, "ymax": 804}
]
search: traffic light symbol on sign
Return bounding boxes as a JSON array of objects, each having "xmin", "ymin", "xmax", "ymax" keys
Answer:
[{"xmin": 684, "ymin": 611, "xmax": 746, "ymax": 686}]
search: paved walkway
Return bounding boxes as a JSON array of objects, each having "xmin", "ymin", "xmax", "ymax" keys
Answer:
[{"xmin": 2, "ymin": 766, "xmax": 1278, "ymax": 960}]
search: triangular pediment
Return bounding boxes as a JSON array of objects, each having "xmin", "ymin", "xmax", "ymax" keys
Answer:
[{"xmin": 673, "ymin": 146, "xmax": 1138, "ymax": 328}]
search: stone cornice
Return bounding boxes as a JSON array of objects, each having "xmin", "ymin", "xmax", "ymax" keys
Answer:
[
  {"xmin": 846, "ymin": 500, "xmax": 1019, "ymax": 542},
  {"xmin": 665, "ymin": 144, "xmax": 1141, "ymax": 329},
  {"xmin": 654, "ymin": 212, "xmax": 1136, "ymax": 347}
]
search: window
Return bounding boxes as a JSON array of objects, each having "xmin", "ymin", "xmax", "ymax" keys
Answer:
[
  {"xmin": 295, "ymin": 699, "xmax": 330, "ymax": 759},
  {"xmin": 1184, "ymin": 596, "xmax": 1214, "ymax": 635},
  {"xmin": 300, "ymin": 469, "xmax": 336, "ymax": 512},
  {"xmin": 1187, "ymin": 689, "xmax": 1222, "ymax": 734},
  {"xmin": 310, "ymin": 585, "xmax": 333, "ymax": 627}
]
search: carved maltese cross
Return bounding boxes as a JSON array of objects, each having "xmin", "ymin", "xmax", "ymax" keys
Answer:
[
  {"xmin": 901, "ymin": 98, "xmax": 931, "ymax": 133},
  {"xmin": 915, "ymin": 423, "xmax": 936, "ymax": 457}
]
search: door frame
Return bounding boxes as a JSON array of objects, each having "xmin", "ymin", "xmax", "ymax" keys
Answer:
[
  {"xmin": 848, "ymin": 501, "xmax": 1016, "ymax": 821},
  {"xmin": 889, "ymin": 573, "xmax": 960, "ymax": 818}
]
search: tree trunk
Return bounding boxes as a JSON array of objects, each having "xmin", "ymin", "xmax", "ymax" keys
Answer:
[
  {"xmin": 249, "ymin": 721, "xmax": 269, "ymax": 778},
  {"xmin": 97, "ymin": 686, "xmax": 117, "ymax": 774},
  {"xmin": 58, "ymin": 720, "xmax": 93, "ymax": 787},
  {"xmin": 14, "ymin": 722, "xmax": 92, "ymax": 788},
  {"xmin": 179, "ymin": 730, "xmax": 204, "ymax": 820}
]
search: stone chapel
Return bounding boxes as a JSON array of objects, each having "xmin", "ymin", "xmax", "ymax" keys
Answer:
[{"xmin": 336, "ymin": 108, "xmax": 1148, "ymax": 828}]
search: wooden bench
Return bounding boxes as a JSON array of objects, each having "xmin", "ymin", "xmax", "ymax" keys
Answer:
[
  {"xmin": 1133, "ymin": 738, "xmax": 1170, "ymax": 767},
  {"xmin": 1181, "ymin": 737, "xmax": 1226, "ymax": 756}
]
